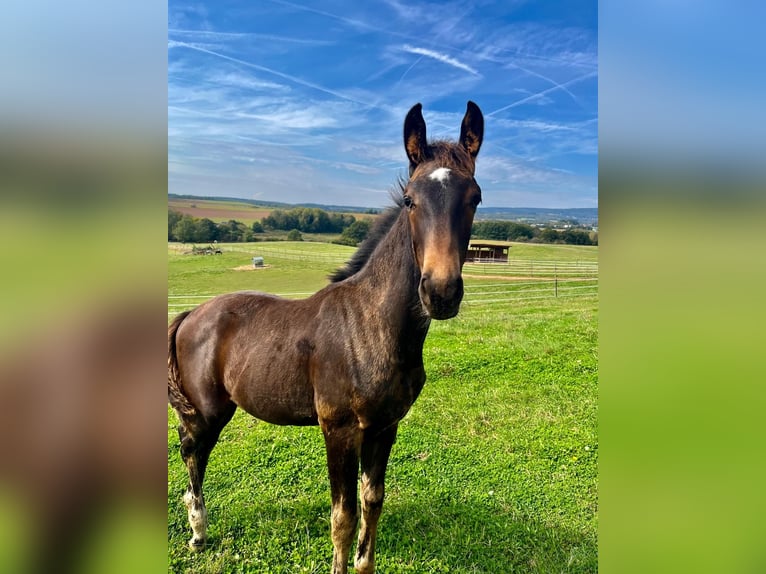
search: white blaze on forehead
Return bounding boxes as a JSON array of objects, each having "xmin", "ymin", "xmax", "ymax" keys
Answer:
[{"xmin": 428, "ymin": 167, "xmax": 451, "ymax": 183}]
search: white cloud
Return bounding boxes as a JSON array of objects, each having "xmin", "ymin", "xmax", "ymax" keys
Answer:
[
  {"xmin": 233, "ymin": 107, "xmax": 338, "ymax": 130},
  {"xmin": 169, "ymin": 28, "xmax": 336, "ymax": 46},
  {"xmin": 401, "ymin": 45, "xmax": 480, "ymax": 76},
  {"xmin": 487, "ymin": 71, "xmax": 597, "ymax": 116},
  {"xmin": 209, "ymin": 71, "xmax": 290, "ymax": 92}
]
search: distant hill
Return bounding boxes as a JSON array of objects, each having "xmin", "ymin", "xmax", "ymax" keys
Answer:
[
  {"xmin": 169, "ymin": 194, "xmax": 597, "ymax": 226},
  {"xmin": 475, "ymin": 207, "xmax": 598, "ymax": 226},
  {"xmin": 168, "ymin": 194, "xmax": 380, "ymax": 215}
]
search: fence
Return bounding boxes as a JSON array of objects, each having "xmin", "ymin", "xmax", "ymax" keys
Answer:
[
  {"xmin": 463, "ymin": 259, "xmax": 598, "ymax": 278},
  {"xmin": 169, "ymin": 244, "xmax": 597, "ymax": 314},
  {"xmin": 229, "ymin": 244, "xmax": 351, "ymax": 265},
  {"xmin": 171, "ymin": 243, "xmax": 597, "ymax": 278},
  {"xmin": 169, "ymin": 242, "xmax": 351, "ymax": 263},
  {"xmin": 462, "ymin": 277, "xmax": 598, "ymax": 306}
]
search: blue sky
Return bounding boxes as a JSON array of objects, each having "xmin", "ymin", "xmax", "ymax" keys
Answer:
[{"xmin": 169, "ymin": 0, "xmax": 597, "ymax": 209}]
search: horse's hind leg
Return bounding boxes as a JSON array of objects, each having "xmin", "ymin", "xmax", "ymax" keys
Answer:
[
  {"xmin": 176, "ymin": 402, "xmax": 236, "ymax": 550},
  {"xmin": 355, "ymin": 424, "xmax": 398, "ymax": 574}
]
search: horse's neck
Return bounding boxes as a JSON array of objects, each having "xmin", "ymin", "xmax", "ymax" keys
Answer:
[{"xmin": 355, "ymin": 211, "xmax": 428, "ymax": 334}]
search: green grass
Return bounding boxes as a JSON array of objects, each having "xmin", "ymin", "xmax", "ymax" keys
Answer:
[
  {"xmin": 168, "ymin": 242, "xmax": 354, "ymax": 302},
  {"xmin": 168, "ymin": 241, "xmax": 597, "ymax": 573},
  {"xmin": 489, "ymin": 242, "xmax": 598, "ymax": 263}
]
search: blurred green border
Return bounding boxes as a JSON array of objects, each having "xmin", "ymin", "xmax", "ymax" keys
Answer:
[{"xmin": 600, "ymin": 177, "xmax": 766, "ymax": 573}]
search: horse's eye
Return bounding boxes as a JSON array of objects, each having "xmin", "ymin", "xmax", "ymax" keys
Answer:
[
  {"xmin": 470, "ymin": 193, "xmax": 482, "ymax": 207},
  {"xmin": 403, "ymin": 195, "xmax": 414, "ymax": 209}
]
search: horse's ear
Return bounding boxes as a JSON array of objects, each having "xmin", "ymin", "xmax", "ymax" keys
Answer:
[
  {"xmin": 403, "ymin": 103, "xmax": 427, "ymax": 176},
  {"xmin": 459, "ymin": 101, "xmax": 484, "ymax": 161}
]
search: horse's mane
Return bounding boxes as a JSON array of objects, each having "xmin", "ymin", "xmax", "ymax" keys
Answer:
[{"xmin": 329, "ymin": 180, "xmax": 406, "ymax": 283}]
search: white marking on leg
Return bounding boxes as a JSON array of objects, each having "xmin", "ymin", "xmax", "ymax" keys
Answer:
[
  {"xmin": 184, "ymin": 490, "xmax": 208, "ymax": 548},
  {"xmin": 183, "ymin": 489, "xmax": 194, "ymax": 509},
  {"xmin": 356, "ymin": 555, "xmax": 373, "ymax": 573},
  {"xmin": 428, "ymin": 167, "xmax": 451, "ymax": 183}
]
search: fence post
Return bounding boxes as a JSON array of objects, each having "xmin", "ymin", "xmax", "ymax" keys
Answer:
[{"xmin": 555, "ymin": 272, "xmax": 558, "ymax": 297}]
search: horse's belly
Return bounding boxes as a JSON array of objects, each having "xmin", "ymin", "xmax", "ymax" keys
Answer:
[{"xmin": 227, "ymin": 363, "xmax": 318, "ymax": 426}]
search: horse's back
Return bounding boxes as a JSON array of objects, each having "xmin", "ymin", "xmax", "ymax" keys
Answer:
[{"xmin": 174, "ymin": 291, "xmax": 319, "ymax": 425}]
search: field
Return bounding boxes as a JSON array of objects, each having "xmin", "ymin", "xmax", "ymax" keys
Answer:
[
  {"xmin": 168, "ymin": 240, "xmax": 598, "ymax": 573},
  {"xmin": 168, "ymin": 197, "xmax": 374, "ymax": 229},
  {"xmin": 169, "ymin": 198, "xmax": 275, "ymax": 225}
]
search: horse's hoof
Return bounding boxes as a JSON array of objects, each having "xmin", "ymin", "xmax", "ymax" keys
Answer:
[{"xmin": 188, "ymin": 537, "xmax": 206, "ymax": 551}]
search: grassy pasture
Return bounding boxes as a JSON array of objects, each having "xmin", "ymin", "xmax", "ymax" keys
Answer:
[
  {"xmin": 168, "ymin": 241, "xmax": 598, "ymax": 573},
  {"xmin": 482, "ymin": 242, "xmax": 598, "ymax": 263}
]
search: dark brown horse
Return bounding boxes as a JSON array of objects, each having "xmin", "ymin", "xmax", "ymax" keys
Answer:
[{"xmin": 168, "ymin": 101, "xmax": 484, "ymax": 574}]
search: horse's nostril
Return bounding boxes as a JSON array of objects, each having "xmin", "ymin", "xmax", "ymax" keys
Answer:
[
  {"xmin": 440, "ymin": 277, "xmax": 462, "ymax": 299},
  {"xmin": 420, "ymin": 275, "xmax": 463, "ymax": 309}
]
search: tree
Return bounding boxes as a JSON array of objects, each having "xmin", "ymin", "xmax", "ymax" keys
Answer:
[
  {"xmin": 312, "ymin": 209, "xmax": 332, "ymax": 233},
  {"xmin": 172, "ymin": 215, "xmax": 197, "ymax": 243},
  {"xmin": 194, "ymin": 218, "xmax": 218, "ymax": 242},
  {"xmin": 539, "ymin": 228, "xmax": 561, "ymax": 243},
  {"xmin": 329, "ymin": 212, "xmax": 355, "ymax": 233},
  {"xmin": 287, "ymin": 228, "xmax": 303, "ymax": 241},
  {"xmin": 217, "ymin": 219, "xmax": 249, "ymax": 242},
  {"xmin": 561, "ymin": 229, "xmax": 592, "ymax": 245},
  {"xmin": 335, "ymin": 219, "xmax": 371, "ymax": 246},
  {"xmin": 472, "ymin": 221, "xmax": 508, "ymax": 240},
  {"xmin": 251, "ymin": 221, "xmax": 264, "ymax": 233},
  {"xmin": 168, "ymin": 210, "xmax": 183, "ymax": 240},
  {"xmin": 506, "ymin": 222, "xmax": 535, "ymax": 241},
  {"xmin": 262, "ymin": 208, "xmax": 355, "ymax": 233}
]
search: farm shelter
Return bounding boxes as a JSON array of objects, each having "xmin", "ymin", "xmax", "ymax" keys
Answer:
[{"xmin": 467, "ymin": 240, "xmax": 512, "ymax": 262}]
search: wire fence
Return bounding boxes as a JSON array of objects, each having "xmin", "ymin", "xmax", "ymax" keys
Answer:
[
  {"xmin": 463, "ymin": 259, "xmax": 598, "ymax": 278},
  {"xmin": 229, "ymin": 244, "xmax": 352, "ymax": 265},
  {"xmin": 463, "ymin": 277, "xmax": 598, "ymax": 306},
  {"xmin": 170, "ymin": 243, "xmax": 597, "ymax": 315},
  {"xmin": 168, "ymin": 277, "xmax": 598, "ymax": 314},
  {"xmin": 171, "ymin": 243, "xmax": 597, "ymax": 278}
]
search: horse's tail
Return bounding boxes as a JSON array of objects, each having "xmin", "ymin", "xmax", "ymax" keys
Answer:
[{"xmin": 168, "ymin": 311, "xmax": 197, "ymax": 416}]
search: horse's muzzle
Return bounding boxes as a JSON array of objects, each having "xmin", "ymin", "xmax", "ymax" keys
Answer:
[{"xmin": 419, "ymin": 274, "xmax": 464, "ymax": 320}]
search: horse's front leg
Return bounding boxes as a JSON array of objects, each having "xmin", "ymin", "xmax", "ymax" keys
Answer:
[
  {"xmin": 355, "ymin": 424, "xmax": 398, "ymax": 574},
  {"xmin": 321, "ymin": 422, "xmax": 362, "ymax": 574}
]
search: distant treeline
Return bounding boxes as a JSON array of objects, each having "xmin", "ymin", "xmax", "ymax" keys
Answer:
[
  {"xmin": 168, "ymin": 207, "xmax": 360, "ymax": 243},
  {"xmin": 169, "ymin": 207, "xmax": 597, "ymax": 246},
  {"xmin": 471, "ymin": 220, "xmax": 598, "ymax": 245},
  {"xmin": 169, "ymin": 210, "xmax": 258, "ymax": 243},
  {"xmin": 262, "ymin": 208, "xmax": 356, "ymax": 233}
]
